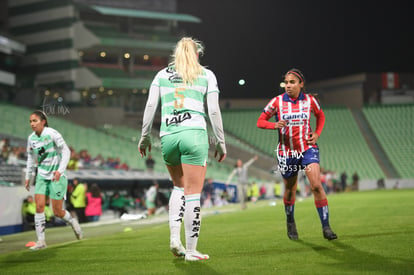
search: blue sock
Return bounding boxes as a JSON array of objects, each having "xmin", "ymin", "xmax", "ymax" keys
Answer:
[
  {"xmin": 284, "ymin": 199, "xmax": 295, "ymax": 223},
  {"xmin": 315, "ymin": 199, "xmax": 330, "ymax": 228}
]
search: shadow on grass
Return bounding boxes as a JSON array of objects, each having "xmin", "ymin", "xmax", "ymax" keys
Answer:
[
  {"xmin": 172, "ymin": 257, "xmax": 222, "ymax": 275},
  {"xmin": 0, "ymin": 240, "xmax": 84, "ymax": 272},
  {"xmin": 0, "ymin": 246, "xmax": 58, "ymax": 272},
  {"xmin": 296, "ymin": 239, "xmax": 414, "ymax": 273}
]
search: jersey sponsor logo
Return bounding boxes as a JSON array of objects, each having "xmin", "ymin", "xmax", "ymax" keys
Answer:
[
  {"xmin": 168, "ymin": 74, "xmax": 183, "ymax": 83},
  {"xmin": 281, "ymin": 113, "xmax": 308, "ymax": 120},
  {"xmin": 165, "ymin": 111, "xmax": 192, "ymax": 126},
  {"xmin": 287, "ymin": 121, "xmax": 304, "ymax": 126}
]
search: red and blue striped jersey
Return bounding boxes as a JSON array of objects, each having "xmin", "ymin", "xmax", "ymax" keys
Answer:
[{"xmin": 257, "ymin": 92, "xmax": 325, "ymax": 155}]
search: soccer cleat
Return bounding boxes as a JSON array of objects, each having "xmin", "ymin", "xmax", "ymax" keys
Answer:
[
  {"xmin": 29, "ymin": 240, "xmax": 47, "ymax": 250},
  {"xmin": 170, "ymin": 239, "xmax": 186, "ymax": 257},
  {"xmin": 323, "ymin": 226, "xmax": 338, "ymax": 240},
  {"xmin": 185, "ymin": 250, "xmax": 209, "ymax": 261},
  {"xmin": 287, "ymin": 222, "xmax": 299, "ymax": 240},
  {"xmin": 71, "ymin": 218, "xmax": 83, "ymax": 240}
]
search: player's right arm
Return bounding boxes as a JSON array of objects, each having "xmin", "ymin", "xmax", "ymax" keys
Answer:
[
  {"xmin": 25, "ymin": 138, "xmax": 35, "ymax": 191},
  {"xmin": 257, "ymin": 97, "xmax": 287, "ymax": 129},
  {"xmin": 138, "ymin": 75, "xmax": 161, "ymax": 157}
]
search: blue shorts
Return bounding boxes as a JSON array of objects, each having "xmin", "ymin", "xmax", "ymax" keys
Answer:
[{"xmin": 277, "ymin": 147, "xmax": 320, "ymax": 179}]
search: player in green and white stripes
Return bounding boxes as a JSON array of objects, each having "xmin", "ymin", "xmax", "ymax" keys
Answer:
[
  {"xmin": 138, "ymin": 37, "xmax": 226, "ymax": 261},
  {"xmin": 25, "ymin": 110, "xmax": 82, "ymax": 250}
]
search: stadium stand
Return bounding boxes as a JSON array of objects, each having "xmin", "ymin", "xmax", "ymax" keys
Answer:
[
  {"xmin": 363, "ymin": 104, "xmax": 414, "ymax": 178},
  {"xmin": 0, "ymin": 103, "xmax": 254, "ymax": 182},
  {"xmin": 0, "ymin": 103, "xmax": 146, "ymax": 171},
  {"xmin": 222, "ymin": 107, "xmax": 386, "ymax": 180},
  {"xmin": 4, "ymin": 101, "xmax": 411, "ymax": 182},
  {"xmin": 97, "ymin": 125, "xmax": 243, "ymax": 182},
  {"xmin": 222, "ymin": 109, "xmax": 276, "ymax": 155}
]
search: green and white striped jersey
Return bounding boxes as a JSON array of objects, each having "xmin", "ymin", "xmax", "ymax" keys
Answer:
[
  {"xmin": 151, "ymin": 66, "xmax": 220, "ymax": 136},
  {"xmin": 26, "ymin": 127, "xmax": 70, "ymax": 180}
]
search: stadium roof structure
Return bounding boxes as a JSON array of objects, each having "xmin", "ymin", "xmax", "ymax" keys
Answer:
[
  {"xmin": 0, "ymin": 35, "xmax": 26, "ymax": 55},
  {"xmin": 0, "ymin": 34, "xmax": 26, "ymax": 86},
  {"xmin": 87, "ymin": 5, "xmax": 201, "ymax": 23}
]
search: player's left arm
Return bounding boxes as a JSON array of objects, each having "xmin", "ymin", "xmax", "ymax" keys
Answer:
[
  {"xmin": 53, "ymin": 130, "xmax": 70, "ymax": 181},
  {"xmin": 206, "ymin": 69, "xmax": 226, "ymax": 162},
  {"xmin": 25, "ymin": 139, "xmax": 35, "ymax": 191},
  {"xmin": 307, "ymin": 96, "xmax": 325, "ymax": 145}
]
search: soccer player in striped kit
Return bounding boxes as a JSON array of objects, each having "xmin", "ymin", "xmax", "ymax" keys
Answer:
[
  {"xmin": 257, "ymin": 68, "xmax": 337, "ymax": 240},
  {"xmin": 138, "ymin": 37, "xmax": 227, "ymax": 261},
  {"xmin": 25, "ymin": 110, "xmax": 83, "ymax": 250}
]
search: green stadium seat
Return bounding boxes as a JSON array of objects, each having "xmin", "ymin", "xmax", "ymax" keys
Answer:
[
  {"xmin": 222, "ymin": 107, "xmax": 385, "ymax": 180},
  {"xmin": 363, "ymin": 104, "xmax": 414, "ymax": 178}
]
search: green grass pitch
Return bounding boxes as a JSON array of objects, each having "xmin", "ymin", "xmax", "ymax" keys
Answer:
[{"xmin": 1, "ymin": 189, "xmax": 413, "ymax": 274}]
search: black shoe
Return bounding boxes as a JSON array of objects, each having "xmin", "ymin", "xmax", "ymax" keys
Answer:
[
  {"xmin": 287, "ymin": 222, "xmax": 299, "ymax": 240},
  {"xmin": 323, "ymin": 226, "xmax": 338, "ymax": 240}
]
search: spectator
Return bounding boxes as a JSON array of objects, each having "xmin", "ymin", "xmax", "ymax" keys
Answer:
[
  {"xmin": 117, "ymin": 162, "xmax": 129, "ymax": 170},
  {"xmin": 340, "ymin": 172, "xmax": 347, "ymax": 192},
  {"xmin": 70, "ymin": 178, "xmax": 87, "ymax": 223},
  {"xmin": 92, "ymin": 154, "xmax": 104, "ymax": 167},
  {"xmin": 259, "ymin": 184, "xmax": 267, "ymax": 199},
  {"xmin": 7, "ymin": 147, "xmax": 20, "ymax": 165},
  {"xmin": 79, "ymin": 149, "xmax": 91, "ymax": 167},
  {"xmin": 274, "ymin": 181, "xmax": 282, "ymax": 198},
  {"xmin": 22, "ymin": 195, "xmax": 36, "ymax": 231},
  {"xmin": 67, "ymin": 151, "xmax": 80, "ymax": 171},
  {"xmin": 145, "ymin": 182, "xmax": 159, "ymax": 216},
  {"xmin": 85, "ymin": 183, "xmax": 104, "ymax": 222},
  {"xmin": 249, "ymin": 182, "xmax": 259, "ymax": 203},
  {"xmin": 110, "ymin": 192, "xmax": 129, "ymax": 217},
  {"xmin": 145, "ymin": 154, "xmax": 155, "ymax": 172},
  {"xmin": 226, "ymin": 156, "xmax": 258, "ymax": 209},
  {"xmin": 377, "ymin": 178, "xmax": 385, "ymax": 189},
  {"xmin": 352, "ymin": 172, "xmax": 360, "ymax": 191},
  {"xmin": 214, "ymin": 191, "xmax": 229, "ymax": 207},
  {"xmin": 0, "ymin": 138, "xmax": 10, "ymax": 163},
  {"xmin": 0, "ymin": 138, "xmax": 6, "ymax": 150},
  {"xmin": 202, "ymin": 178, "xmax": 214, "ymax": 208}
]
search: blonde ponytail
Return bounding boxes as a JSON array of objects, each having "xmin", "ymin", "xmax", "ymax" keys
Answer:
[{"xmin": 171, "ymin": 37, "xmax": 204, "ymax": 85}]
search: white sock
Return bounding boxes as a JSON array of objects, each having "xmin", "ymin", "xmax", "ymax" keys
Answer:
[
  {"xmin": 61, "ymin": 210, "xmax": 73, "ymax": 225},
  {"xmin": 34, "ymin": 212, "xmax": 46, "ymax": 241},
  {"xmin": 169, "ymin": 187, "xmax": 185, "ymax": 242},
  {"xmin": 184, "ymin": 193, "xmax": 201, "ymax": 252}
]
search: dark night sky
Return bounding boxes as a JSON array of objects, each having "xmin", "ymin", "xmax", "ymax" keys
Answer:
[{"xmin": 177, "ymin": 0, "xmax": 412, "ymax": 98}]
